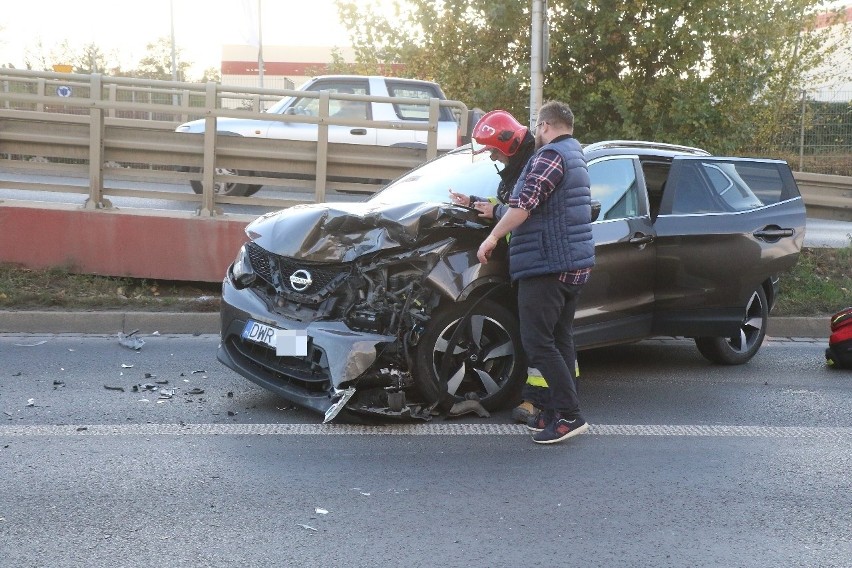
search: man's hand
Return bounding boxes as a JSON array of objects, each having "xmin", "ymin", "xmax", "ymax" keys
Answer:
[
  {"xmin": 448, "ymin": 189, "xmax": 470, "ymax": 207},
  {"xmin": 477, "ymin": 234, "xmax": 499, "ymax": 264}
]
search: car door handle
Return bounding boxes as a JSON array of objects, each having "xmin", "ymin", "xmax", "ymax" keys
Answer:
[
  {"xmin": 350, "ymin": 128, "xmax": 367, "ymax": 135},
  {"xmin": 753, "ymin": 227, "xmax": 795, "ymax": 241},
  {"xmin": 629, "ymin": 233, "xmax": 654, "ymax": 246}
]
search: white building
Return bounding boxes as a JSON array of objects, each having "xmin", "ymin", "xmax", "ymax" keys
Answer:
[{"xmin": 809, "ymin": 5, "xmax": 852, "ymax": 100}]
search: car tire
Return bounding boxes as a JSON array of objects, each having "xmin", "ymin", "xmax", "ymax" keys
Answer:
[
  {"xmin": 413, "ymin": 298, "xmax": 525, "ymax": 411},
  {"xmin": 188, "ymin": 167, "xmax": 260, "ymax": 197},
  {"xmin": 695, "ymin": 286, "xmax": 768, "ymax": 365}
]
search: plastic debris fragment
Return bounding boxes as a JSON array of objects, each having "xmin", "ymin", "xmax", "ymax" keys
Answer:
[
  {"xmin": 448, "ymin": 399, "xmax": 490, "ymax": 418},
  {"xmin": 315, "ymin": 508, "xmax": 329, "ymax": 515},
  {"xmin": 14, "ymin": 340, "xmax": 47, "ymax": 347},
  {"xmin": 104, "ymin": 385, "xmax": 125, "ymax": 392},
  {"xmin": 323, "ymin": 387, "xmax": 356, "ymax": 424},
  {"xmin": 158, "ymin": 388, "xmax": 176, "ymax": 399},
  {"xmin": 118, "ymin": 330, "xmax": 145, "ymax": 351},
  {"xmin": 297, "ymin": 524, "xmax": 318, "ymax": 532}
]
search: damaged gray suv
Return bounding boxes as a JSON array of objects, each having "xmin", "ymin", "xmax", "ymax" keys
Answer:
[{"xmin": 217, "ymin": 140, "xmax": 806, "ymax": 422}]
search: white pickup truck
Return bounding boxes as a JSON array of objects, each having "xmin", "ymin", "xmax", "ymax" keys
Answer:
[{"xmin": 176, "ymin": 75, "xmax": 462, "ymax": 196}]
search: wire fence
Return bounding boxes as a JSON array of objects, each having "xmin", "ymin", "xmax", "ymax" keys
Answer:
[{"xmin": 749, "ymin": 88, "xmax": 852, "ymax": 176}]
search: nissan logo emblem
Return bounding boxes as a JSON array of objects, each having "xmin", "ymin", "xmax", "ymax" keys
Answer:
[{"xmin": 289, "ymin": 269, "xmax": 313, "ymax": 292}]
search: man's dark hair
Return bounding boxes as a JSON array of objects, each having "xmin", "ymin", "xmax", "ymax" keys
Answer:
[{"xmin": 538, "ymin": 100, "xmax": 574, "ymax": 129}]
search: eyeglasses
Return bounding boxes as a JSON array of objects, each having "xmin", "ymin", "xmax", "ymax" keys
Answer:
[{"xmin": 533, "ymin": 120, "xmax": 548, "ymax": 134}]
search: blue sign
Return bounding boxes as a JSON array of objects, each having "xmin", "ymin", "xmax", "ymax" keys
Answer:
[{"xmin": 56, "ymin": 86, "xmax": 72, "ymax": 98}]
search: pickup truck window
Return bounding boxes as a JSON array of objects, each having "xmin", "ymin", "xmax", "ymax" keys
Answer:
[
  {"xmin": 290, "ymin": 82, "xmax": 370, "ymax": 119},
  {"xmin": 387, "ymin": 81, "xmax": 454, "ymax": 122}
]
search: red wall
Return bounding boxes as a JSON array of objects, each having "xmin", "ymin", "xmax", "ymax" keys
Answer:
[{"xmin": 0, "ymin": 203, "xmax": 250, "ymax": 283}]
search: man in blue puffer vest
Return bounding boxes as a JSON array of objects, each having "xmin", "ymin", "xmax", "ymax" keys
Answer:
[{"xmin": 476, "ymin": 100, "xmax": 595, "ymax": 444}]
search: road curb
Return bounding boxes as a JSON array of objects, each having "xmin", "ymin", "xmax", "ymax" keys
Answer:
[{"xmin": 0, "ymin": 310, "xmax": 831, "ymax": 339}]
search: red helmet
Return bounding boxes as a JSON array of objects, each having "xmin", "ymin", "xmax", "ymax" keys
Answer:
[{"xmin": 472, "ymin": 110, "xmax": 527, "ymax": 156}]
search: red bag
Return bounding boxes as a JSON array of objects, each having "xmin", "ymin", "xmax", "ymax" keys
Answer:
[
  {"xmin": 830, "ymin": 306, "xmax": 852, "ymax": 332},
  {"xmin": 826, "ymin": 307, "xmax": 852, "ymax": 369}
]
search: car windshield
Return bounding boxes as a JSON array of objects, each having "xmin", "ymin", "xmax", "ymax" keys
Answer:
[{"xmin": 369, "ymin": 148, "xmax": 502, "ymax": 206}]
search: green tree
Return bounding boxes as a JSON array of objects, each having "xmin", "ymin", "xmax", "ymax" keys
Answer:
[
  {"xmin": 337, "ymin": 0, "xmax": 846, "ymax": 154},
  {"xmin": 199, "ymin": 67, "xmax": 221, "ymax": 83},
  {"xmin": 132, "ymin": 37, "xmax": 192, "ymax": 81},
  {"xmin": 72, "ymin": 43, "xmax": 113, "ymax": 74}
]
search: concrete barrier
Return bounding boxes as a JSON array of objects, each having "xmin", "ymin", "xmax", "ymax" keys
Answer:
[{"xmin": 0, "ymin": 201, "xmax": 250, "ymax": 282}]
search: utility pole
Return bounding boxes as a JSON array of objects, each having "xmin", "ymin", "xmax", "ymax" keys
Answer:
[
  {"xmin": 170, "ymin": 0, "xmax": 178, "ymax": 105},
  {"xmin": 257, "ymin": 0, "xmax": 265, "ymax": 91},
  {"xmin": 170, "ymin": 0, "xmax": 178, "ymax": 82},
  {"xmin": 529, "ymin": 0, "xmax": 546, "ymax": 129}
]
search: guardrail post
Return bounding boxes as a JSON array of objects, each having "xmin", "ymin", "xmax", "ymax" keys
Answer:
[
  {"xmin": 181, "ymin": 89, "xmax": 191, "ymax": 123},
  {"xmin": 84, "ymin": 73, "xmax": 109, "ymax": 210},
  {"xmin": 427, "ymin": 97, "xmax": 439, "ymax": 160},
  {"xmin": 36, "ymin": 79, "xmax": 45, "ymax": 112},
  {"xmin": 198, "ymin": 81, "xmax": 218, "ymax": 217},
  {"xmin": 315, "ymin": 90, "xmax": 330, "ymax": 203},
  {"xmin": 107, "ymin": 84, "xmax": 117, "ymax": 119}
]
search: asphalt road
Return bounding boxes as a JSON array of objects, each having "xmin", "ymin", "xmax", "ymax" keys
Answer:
[{"xmin": 1, "ymin": 333, "xmax": 850, "ymax": 567}]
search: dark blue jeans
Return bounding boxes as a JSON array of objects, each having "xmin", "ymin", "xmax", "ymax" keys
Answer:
[{"xmin": 516, "ymin": 274, "xmax": 584, "ymax": 419}]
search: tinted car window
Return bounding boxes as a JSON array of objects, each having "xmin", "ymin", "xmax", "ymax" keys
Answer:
[
  {"xmin": 668, "ymin": 158, "xmax": 789, "ymax": 214},
  {"xmin": 589, "ymin": 157, "xmax": 641, "ymax": 220}
]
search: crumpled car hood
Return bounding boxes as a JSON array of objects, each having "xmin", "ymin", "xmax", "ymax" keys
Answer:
[{"xmin": 245, "ymin": 201, "xmax": 483, "ymax": 262}]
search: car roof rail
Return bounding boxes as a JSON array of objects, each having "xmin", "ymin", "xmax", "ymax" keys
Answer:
[{"xmin": 584, "ymin": 140, "xmax": 711, "ymax": 156}]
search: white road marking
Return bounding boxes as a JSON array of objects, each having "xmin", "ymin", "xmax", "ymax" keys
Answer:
[{"xmin": 0, "ymin": 423, "xmax": 849, "ymax": 439}]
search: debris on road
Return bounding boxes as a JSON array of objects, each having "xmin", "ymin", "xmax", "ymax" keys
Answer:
[
  {"xmin": 448, "ymin": 398, "xmax": 490, "ymax": 418},
  {"xmin": 14, "ymin": 340, "xmax": 47, "ymax": 347},
  {"xmin": 103, "ymin": 385, "xmax": 125, "ymax": 392},
  {"xmin": 297, "ymin": 524, "xmax": 318, "ymax": 532},
  {"xmin": 117, "ymin": 330, "xmax": 145, "ymax": 351}
]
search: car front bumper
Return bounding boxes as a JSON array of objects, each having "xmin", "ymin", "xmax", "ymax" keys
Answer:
[{"xmin": 217, "ymin": 277, "xmax": 397, "ymax": 414}]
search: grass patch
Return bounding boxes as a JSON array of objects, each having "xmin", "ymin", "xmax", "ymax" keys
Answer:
[
  {"xmin": 0, "ymin": 263, "xmax": 221, "ymax": 312},
  {"xmin": 772, "ymin": 246, "xmax": 852, "ymax": 316}
]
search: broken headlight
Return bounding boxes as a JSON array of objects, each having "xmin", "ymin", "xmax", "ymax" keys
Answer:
[{"xmin": 230, "ymin": 244, "xmax": 256, "ymax": 289}]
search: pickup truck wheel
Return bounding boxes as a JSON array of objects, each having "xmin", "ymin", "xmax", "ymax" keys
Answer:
[
  {"xmin": 695, "ymin": 287, "xmax": 768, "ymax": 365},
  {"xmin": 413, "ymin": 298, "xmax": 525, "ymax": 411},
  {"xmin": 189, "ymin": 168, "xmax": 256, "ymax": 197}
]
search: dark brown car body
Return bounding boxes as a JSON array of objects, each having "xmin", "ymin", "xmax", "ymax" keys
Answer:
[{"xmin": 217, "ymin": 141, "xmax": 806, "ymax": 421}]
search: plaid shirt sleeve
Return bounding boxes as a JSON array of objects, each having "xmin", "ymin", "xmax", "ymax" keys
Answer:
[{"xmin": 508, "ymin": 149, "xmax": 564, "ymax": 212}]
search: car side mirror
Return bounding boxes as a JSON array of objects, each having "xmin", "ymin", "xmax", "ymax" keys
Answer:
[{"xmin": 591, "ymin": 200, "xmax": 601, "ymax": 222}]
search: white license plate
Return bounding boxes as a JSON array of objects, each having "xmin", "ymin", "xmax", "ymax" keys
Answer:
[{"xmin": 241, "ymin": 320, "xmax": 308, "ymax": 356}]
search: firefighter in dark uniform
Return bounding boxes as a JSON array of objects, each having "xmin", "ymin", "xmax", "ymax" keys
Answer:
[{"xmin": 448, "ymin": 110, "xmax": 548, "ymax": 424}]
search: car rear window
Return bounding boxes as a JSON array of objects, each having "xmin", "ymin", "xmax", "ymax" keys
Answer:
[{"xmin": 666, "ymin": 158, "xmax": 798, "ymax": 215}]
